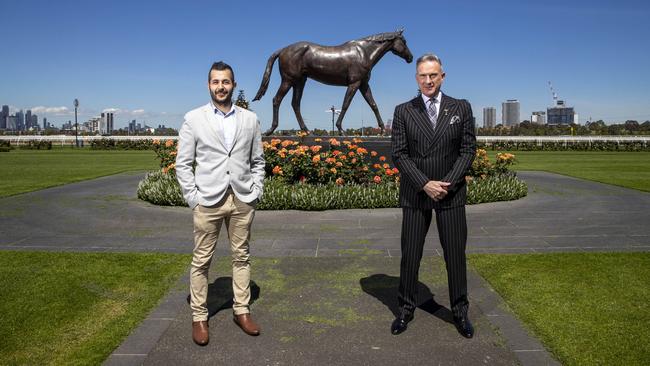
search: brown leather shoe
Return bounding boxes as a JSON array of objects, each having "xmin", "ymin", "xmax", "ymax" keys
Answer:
[
  {"xmin": 192, "ymin": 321, "xmax": 209, "ymax": 346},
  {"xmin": 233, "ymin": 313, "xmax": 260, "ymax": 336}
]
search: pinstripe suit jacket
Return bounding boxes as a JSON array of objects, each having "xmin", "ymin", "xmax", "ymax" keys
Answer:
[{"xmin": 391, "ymin": 93, "xmax": 476, "ymax": 209}]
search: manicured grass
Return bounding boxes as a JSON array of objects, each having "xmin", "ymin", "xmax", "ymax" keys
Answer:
[
  {"xmin": 0, "ymin": 251, "xmax": 190, "ymax": 365},
  {"xmin": 0, "ymin": 149, "xmax": 158, "ymax": 197},
  {"xmin": 491, "ymin": 151, "xmax": 650, "ymax": 191},
  {"xmin": 469, "ymin": 252, "xmax": 650, "ymax": 366}
]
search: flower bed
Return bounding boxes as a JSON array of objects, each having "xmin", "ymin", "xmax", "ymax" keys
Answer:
[{"xmin": 138, "ymin": 138, "xmax": 527, "ymax": 210}]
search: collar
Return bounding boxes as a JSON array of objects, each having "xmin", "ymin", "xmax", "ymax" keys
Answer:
[
  {"xmin": 421, "ymin": 90, "xmax": 442, "ymax": 106},
  {"xmin": 211, "ymin": 102, "xmax": 236, "ymax": 117}
]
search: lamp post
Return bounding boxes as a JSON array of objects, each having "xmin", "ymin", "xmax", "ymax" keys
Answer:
[
  {"xmin": 327, "ymin": 105, "xmax": 340, "ymax": 136},
  {"xmin": 74, "ymin": 99, "xmax": 79, "ymax": 147}
]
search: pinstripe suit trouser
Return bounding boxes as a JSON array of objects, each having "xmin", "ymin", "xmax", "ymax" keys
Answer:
[{"xmin": 398, "ymin": 205, "xmax": 468, "ymax": 316}]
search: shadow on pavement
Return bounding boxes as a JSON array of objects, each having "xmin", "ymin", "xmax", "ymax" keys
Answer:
[
  {"xmin": 183, "ymin": 277, "xmax": 261, "ymax": 319},
  {"xmin": 360, "ymin": 273, "xmax": 454, "ymax": 324}
]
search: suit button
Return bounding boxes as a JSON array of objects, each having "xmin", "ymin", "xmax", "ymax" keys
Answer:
[
  {"xmin": 228, "ymin": 153, "xmax": 231, "ymax": 157},
  {"xmin": 226, "ymin": 171, "xmax": 230, "ymax": 174}
]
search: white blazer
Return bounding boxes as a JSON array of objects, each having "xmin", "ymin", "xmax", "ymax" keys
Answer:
[{"xmin": 175, "ymin": 103, "xmax": 265, "ymax": 209}]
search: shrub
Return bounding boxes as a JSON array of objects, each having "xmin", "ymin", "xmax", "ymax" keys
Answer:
[
  {"xmin": 90, "ymin": 138, "xmax": 155, "ymax": 150},
  {"xmin": 138, "ymin": 136, "xmax": 527, "ymax": 210},
  {"xmin": 18, "ymin": 140, "xmax": 52, "ymax": 150}
]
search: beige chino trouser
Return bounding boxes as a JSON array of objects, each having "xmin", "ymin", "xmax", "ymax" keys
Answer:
[{"xmin": 190, "ymin": 189, "xmax": 256, "ymax": 321}]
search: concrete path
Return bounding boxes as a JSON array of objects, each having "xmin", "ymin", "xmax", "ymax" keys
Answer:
[
  {"xmin": 1, "ymin": 171, "xmax": 648, "ymax": 365},
  {"xmin": 2, "ymin": 171, "xmax": 648, "ymax": 255}
]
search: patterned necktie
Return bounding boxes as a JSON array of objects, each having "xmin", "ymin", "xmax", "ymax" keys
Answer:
[{"xmin": 427, "ymin": 97, "xmax": 438, "ymax": 129}]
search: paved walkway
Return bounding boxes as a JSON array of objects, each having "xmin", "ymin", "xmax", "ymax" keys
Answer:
[
  {"xmin": 2, "ymin": 171, "xmax": 648, "ymax": 255},
  {"xmin": 1, "ymin": 171, "xmax": 648, "ymax": 365}
]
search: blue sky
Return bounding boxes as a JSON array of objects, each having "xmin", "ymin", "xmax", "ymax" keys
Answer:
[{"xmin": 1, "ymin": 0, "xmax": 649, "ymax": 130}]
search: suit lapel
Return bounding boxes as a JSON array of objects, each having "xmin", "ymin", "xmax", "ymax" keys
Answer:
[
  {"xmin": 202, "ymin": 104, "xmax": 227, "ymax": 150},
  {"xmin": 429, "ymin": 94, "xmax": 457, "ymax": 147},
  {"xmin": 405, "ymin": 97, "xmax": 435, "ymax": 144},
  {"xmin": 229, "ymin": 106, "xmax": 243, "ymax": 153}
]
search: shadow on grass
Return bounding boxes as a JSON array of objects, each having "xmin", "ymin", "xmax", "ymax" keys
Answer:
[
  {"xmin": 360, "ymin": 274, "xmax": 454, "ymax": 324},
  {"xmin": 184, "ymin": 277, "xmax": 261, "ymax": 319}
]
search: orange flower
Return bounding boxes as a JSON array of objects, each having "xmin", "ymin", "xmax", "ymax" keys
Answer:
[
  {"xmin": 352, "ymin": 138, "xmax": 362, "ymax": 143},
  {"xmin": 270, "ymin": 138, "xmax": 281, "ymax": 146},
  {"xmin": 312, "ymin": 155, "xmax": 321, "ymax": 163},
  {"xmin": 351, "ymin": 158, "xmax": 357, "ymax": 164},
  {"xmin": 281, "ymin": 140, "xmax": 293, "ymax": 147},
  {"xmin": 386, "ymin": 168, "xmax": 394, "ymax": 176},
  {"xmin": 314, "ymin": 138, "xmax": 322, "ymax": 142},
  {"xmin": 373, "ymin": 163, "xmax": 381, "ymax": 169},
  {"xmin": 170, "ymin": 150, "xmax": 177, "ymax": 156},
  {"xmin": 336, "ymin": 162, "xmax": 343, "ymax": 167},
  {"xmin": 162, "ymin": 167, "xmax": 168, "ymax": 174},
  {"xmin": 348, "ymin": 151, "xmax": 355, "ymax": 157},
  {"xmin": 332, "ymin": 150, "xmax": 341, "ymax": 156},
  {"xmin": 356, "ymin": 147, "xmax": 367, "ymax": 154},
  {"xmin": 165, "ymin": 139, "xmax": 174, "ymax": 147},
  {"xmin": 382, "ymin": 163, "xmax": 390, "ymax": 169},
  {"xmin": 379, "ymin": 156, "xmax": 386, "ymax": 162},
  {"xmin": 342, "ymin": 140, "xmax": 351, "ymax": 145},
  {"xmin": 339, "ymin": 155, "xmax": 347, "ymax": 160},
  {"xmin": 310, "ymin": 145, "xmax": 322, "ymax": 153},
  {"xmin": 370, "ymin": 151, "xmax": 378, "ymax": 157},
  {"xmin": 325, "ymin": 157, "xmax": 336, "ymax": 164},
  {"xmin": 330, "ymin": 168, "xmax": 337, "ymax": 174},
  {"xmin": 329, "ymin": 138, "xmax": 340, "ymax": 146},
  {"xmin": 465, "ymin": 176, "xmax": 473, "ymax": 183},
  {"xmin": 373, "ymin": 175, "xmax": 382, "ymax": 184},
  {"xmin": 335, "ymin": 177, "xmax": 344, "ymax": 185},
  {"xmin": 272, "ymin": 166, "xmax": 283, "ymax": 175},
  {"xmin": 392, "ymin": 167, "xmax": 399, "ymax": 174},
  {"xmin": 153, "ymin": 139, "xmax": 160, "ymax": 145},
  {"xmin": 362, "ymin": 166, "xmax": 368, "ymax": 171}
]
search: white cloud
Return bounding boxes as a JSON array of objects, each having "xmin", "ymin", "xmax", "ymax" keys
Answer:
[
  {"xmin": 102, "ymin": 108, "xmax": 122, "ymax": 113},
  {"xmin": 30, "ymin": 106, "xmax": 70, "ymax": 115},
  {"xmin": 132, "ymin": 109, "xmax": 145, "ymax": 115}
]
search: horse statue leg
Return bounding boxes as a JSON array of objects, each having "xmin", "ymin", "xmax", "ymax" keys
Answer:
[
  {"xmin": 291, "ymin": 77, "xmax": 310, "ymax": 133},
  {"xmin": 264, "ymin": 80, "xmax": 293, "ymax": 136},
  {"xmin": 359, "ymin": 81, "xmax": 385, "ymax": 135},
  {"xmin": 335, "ymin": 81, "xmax": 361, "ymax": 136}
]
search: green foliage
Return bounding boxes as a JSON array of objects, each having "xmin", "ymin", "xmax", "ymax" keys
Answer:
[
  {"xmin": 0, "ymin": 140, "xmax": 11, "ymax": 152},
  {"xmin": 137, "ymin": 173, "xmax": 527, "ymax": 210},
  {"xmin": 478, "ymin": 140, "xmax": 650, "ymax": 151},
  {"xmin": 90, "ymin": 138, "xmax": 155, "ymax": 150},
  {"xmin": 137, "ymin": 170, "xmax": 185, "ymax": 206},
  {"xmin": 470, "ymin": 253, "xmax": 650, "ymax": 366},
  {"xmin": 15, "ymin": 140, "xmax": 52, "ymax": 150},
  {"xmin": 235, "ymin": 89, "xmax": 250, "ymax": 110}
]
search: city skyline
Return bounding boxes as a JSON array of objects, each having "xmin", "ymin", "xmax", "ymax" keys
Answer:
[{"xmin": 2, "ymin": 0, "xmax": 649, "ymax": 131}]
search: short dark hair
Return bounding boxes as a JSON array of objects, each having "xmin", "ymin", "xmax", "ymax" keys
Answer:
[{"xmin": 208, "ymin": 61, "xmax": 235, "ymax": 82}]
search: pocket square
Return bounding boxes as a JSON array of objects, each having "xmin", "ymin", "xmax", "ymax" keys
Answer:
[{"xmin": 450, "ymin": 115, "xmax": 460, "ymax": 124}]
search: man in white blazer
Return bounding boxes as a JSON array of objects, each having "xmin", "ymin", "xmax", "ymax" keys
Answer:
[{"xmin": 176, "ymin": 61, "xmax": 265, "ymax": 346}]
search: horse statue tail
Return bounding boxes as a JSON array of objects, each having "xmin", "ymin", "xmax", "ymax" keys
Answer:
[{"xmin": 253, "ymin": 48, "xmax": 282, "ymax": 101}]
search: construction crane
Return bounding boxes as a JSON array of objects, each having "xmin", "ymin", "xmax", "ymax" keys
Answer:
[{"xmin": 548, "ymin": 81, "xmax": 558, "ymax": 106}]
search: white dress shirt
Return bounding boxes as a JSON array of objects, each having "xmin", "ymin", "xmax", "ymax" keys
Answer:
[{"xmin": 213, "ymin": 103, "xmax": 237, "ymax": 151}]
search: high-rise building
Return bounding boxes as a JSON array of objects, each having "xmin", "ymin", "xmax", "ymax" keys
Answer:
[
  {"xmin": 501, "ymin": 100, "xmax": 520, "ymax": 127},
  {"xmin": 100, "ymin": 112, "xmax": 114, "ymax": 134},
  {"xmin": 483, "ymin": 107, "xmax": 496, "ymax": 128},
  {"xmin": 15, "ymin": 110, "xmax": 25, "ymax": 131},
  {"xmin": 531, "ymin": 111, "xmax": 546, "ymax": 124},
  {"xmin": 7, "ymin": 115, "xmax": 17, "ymax": 130},
  {"xmin": 547, "ymin": 100, "xmax": 575, "ymax": 125},
  {"xmin": 0, "ymin": 105, "xmax": 8, "ymax": 129},
  {"xmin": 25, "ymin": 110, "xmax": 32, "ymax": 129}
]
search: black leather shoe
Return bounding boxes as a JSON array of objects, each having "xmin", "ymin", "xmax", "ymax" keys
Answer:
[
  {"xmin": 391, "ymin": 313, "xmax": 413, "ymax": 335},
  {"xmin": 453, "ymin": 314, "xmax": 474, "ymax": 338}
]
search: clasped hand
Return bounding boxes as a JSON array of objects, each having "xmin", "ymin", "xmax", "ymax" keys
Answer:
[{"xmin": 423, "ymin": 180, "xmax": 450, "ymax": 202}]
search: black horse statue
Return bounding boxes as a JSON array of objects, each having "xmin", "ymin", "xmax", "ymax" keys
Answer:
[{"xmin": 253, "ymin": 30, "xmax": 413, "ymax": 135}]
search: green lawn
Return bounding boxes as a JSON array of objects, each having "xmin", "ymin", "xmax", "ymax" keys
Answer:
[
  {"xmin": 491, "ymin": 151, "xmax": 650, "ymax": 191},
  {"xmin": 0, "ymin": 149, "xmax": 158, "ymax": 197},
  {"xmin": 470, "ymin": 252, "xmax": 650, "ymax": 366},
  {"xmin": 0, "ymin": 251, "xmax": 190, "ymax": 365}
]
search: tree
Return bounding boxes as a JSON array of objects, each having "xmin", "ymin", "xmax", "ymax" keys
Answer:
[{"xmin": 235, "ymin": 90, "xmax": 250, "ymax": 110}]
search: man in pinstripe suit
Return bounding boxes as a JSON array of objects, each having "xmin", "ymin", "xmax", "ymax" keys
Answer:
[{"xmin": 390, "ymin": 53, "xmax": 477, "ymax": 338}]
